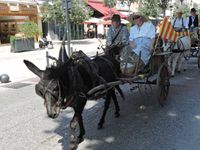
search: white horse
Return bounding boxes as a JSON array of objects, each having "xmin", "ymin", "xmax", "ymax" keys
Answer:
[{"xmin": 163, "ymin": 36, "xmax": 191, "ymax": 77}]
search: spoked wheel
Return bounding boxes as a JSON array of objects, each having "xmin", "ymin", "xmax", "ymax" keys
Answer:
[
  {"xmin": 198, "ymin": 55, "xmax": 200, "ymax": 69},
  {"xmin": 157, "ymin": 64, "xmax": 170, "ymax": 106}
]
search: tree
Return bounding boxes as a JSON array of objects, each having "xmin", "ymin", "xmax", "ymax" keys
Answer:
[
  {"xmin": 173, "ymin": 3, "xmax": 190, "ymax": 17},
  {"xmin": 43, "ymin": 0, "xmax": 93, "ymax": 24},
  {"xmin": 70, "ymin": 0, "xmax": 93, "ymax": 24},
  {"xmin": 158, "ymin": 0, "xmax": 170, "ymax": 17},
  {"xmin": 138, "ymin": 0, "xmax": 161, "ymax": 17},
  {"xmin": 104, "ymin": 0, "xmax": 117, "ymax": 7}
]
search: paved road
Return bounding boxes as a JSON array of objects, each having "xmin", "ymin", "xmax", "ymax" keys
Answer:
[{"xmin": 0, "ymin": 41, "xmax": 200, "ymax": 150}]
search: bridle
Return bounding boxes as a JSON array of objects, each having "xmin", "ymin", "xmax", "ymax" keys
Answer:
[
  {"xmin": 36, "ymin": 59, "xmax": 89, "ymax": 109},
  {"xmin": 39, "ymin": 79, "xmax": 63, "ymax": 107}
]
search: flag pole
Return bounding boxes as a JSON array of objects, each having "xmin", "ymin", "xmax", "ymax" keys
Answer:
[
  {"xmin": 153, "ymin": 17, "xmax": 165, "ymax": 54},
  {"xmin": 153, "ymin": 34, "xmax": 160, "ymax": 54}
]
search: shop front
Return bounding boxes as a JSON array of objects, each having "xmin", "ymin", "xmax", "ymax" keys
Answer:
[{"xmin": 0, "ymin": 1, "xmax": 40, "ymax": 44}]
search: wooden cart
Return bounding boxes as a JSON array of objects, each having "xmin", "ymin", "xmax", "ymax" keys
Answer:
[{"xmin": 87, "ymin": 51, "xmax": 171, "ymax": 106}]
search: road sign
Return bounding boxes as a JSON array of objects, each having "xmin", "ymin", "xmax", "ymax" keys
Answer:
[{"xmin": 62, "ymin": 0, "xmax": 71, "ymax": 11}]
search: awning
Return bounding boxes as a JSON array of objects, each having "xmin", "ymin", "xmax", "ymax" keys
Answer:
[
  {"xmin": 101, "ymin": 19, "xmax": 129, "ymax": 25},
  {"xmin": 87, "ymin": 1, "xmax": 127, "ymax": 19},
  {"xmin": 84, "ymin": 17, "xmax": 102, "ymax": 24}
]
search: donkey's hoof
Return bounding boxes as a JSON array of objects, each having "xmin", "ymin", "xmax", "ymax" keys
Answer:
[
  {"xmin": 97, "ymin": 123, "xmax": 103, "ymax": 129},
  {"xmin": 77, "ymin": 137, "xmax": 84, "ymax": 144},
  {"xmin": 115, "ymin": 112, "xmax": 120, "ymax": 118}
]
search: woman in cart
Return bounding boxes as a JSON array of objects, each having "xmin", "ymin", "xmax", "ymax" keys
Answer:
[{"xmin": 120, "ymin": 13, "xmax": 156, "ymax": 74}]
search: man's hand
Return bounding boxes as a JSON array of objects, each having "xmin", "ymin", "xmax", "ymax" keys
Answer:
[{"xmin": 129, "ymin": 41, "xmax": 136, "ymax": 49}]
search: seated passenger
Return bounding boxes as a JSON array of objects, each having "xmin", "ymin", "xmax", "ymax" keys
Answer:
[
  {"xmin": 120, "ymin": 13, "xmax": 156, "ymax": 74},
  {"xmin": 106, "ymin": 14, "xmax": 129, "ymax": 56}
]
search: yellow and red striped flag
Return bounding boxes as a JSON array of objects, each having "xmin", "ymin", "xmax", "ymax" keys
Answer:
[
  {"xmin": 176, "ymin": 30, "xmax": 190, "ymax": 37},
  {"xmin": 159, "ymin": 17, "xmax": 177, "ymax": 42}
]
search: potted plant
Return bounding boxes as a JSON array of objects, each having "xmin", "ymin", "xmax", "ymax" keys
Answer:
[{"xmin": 11, "ymin": 22, "xmax": 41, "ymax": 52}]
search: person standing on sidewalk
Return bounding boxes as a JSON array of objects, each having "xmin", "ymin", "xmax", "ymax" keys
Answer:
[
  {"xmin": 172, "ymin": 9, "xmax": 188, "ymax": 32},
  {"xmin": 187, "ymin": 8, "xmax": 199, "ymax": 32}
]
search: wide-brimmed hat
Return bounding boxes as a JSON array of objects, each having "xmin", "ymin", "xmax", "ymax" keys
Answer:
[
  {"xmin": 132, "ymin": 13, "xmax": 142, "ymax": 20},
  {"xmin": 176, "ymin": 9, "xmax": 183, "ymax": 14},
  {"xmin": 127, "ymin": 13, "xmax": 141, "ymax": 24},
  {"xmin": 128, "ymin": 13, "xmax": 148, "ymax": 24}
]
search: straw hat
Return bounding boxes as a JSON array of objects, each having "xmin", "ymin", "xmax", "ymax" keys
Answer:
[
  {"xmin": 128, "ymin": 13, "xmax": 142, "ymax": 24},
  {"xmin": 176, "ymin": 9, "xmax": 183, "ymax": 14}
]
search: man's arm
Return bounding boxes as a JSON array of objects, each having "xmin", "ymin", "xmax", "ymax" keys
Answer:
[
  {"xmin": 129, "ymin": 27, "xmax": 136, "ymax": 49},
  {"xmin": 106, "ymin": 27, "xmax": 112, "ymax": 46},
  {"xmin": 129, "ymin": 41, "xmax": 136, "ymax": 49},
  {"xmin": 150, "ymin": 38, "xmax": 155, "ymax": 53},
  {"xmin": 148, "ymin": 23, "xmax": 156, "ymax": 53},
  {"xmin": 121, "ymin": 26, "xmax": 129, "ymax": 46},
  {"xmin": 184, "ymin": 17, "xmax": 189, "ymax": 29}
]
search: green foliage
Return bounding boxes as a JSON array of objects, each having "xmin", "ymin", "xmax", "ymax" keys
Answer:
[
  {"xmin": 43, "ymin": 0, "xmax": 65, "ymax": 23},
  {"xmin": 10, "ymin": 36, "xmax": 16, "ymax": 47},
  {"xmin": 172, "ymin": 4, "xmax": 190, "ymax": 17},
  {"xmin": 19, "ymin": 22, "xmax": 41, "ymax": 38},
  {"xmin": 70, "ymin": 0, "xmax": 93, "ymax": 24},
  {"xmin": 103, "ymin": 0, "xmax": 117, "ymax": 7},
  {"xmin": 138, "ymin": 0, "xmax": 161, "ymax": 17},
  {"xmin": 158, "ymin": 0, "xmax": 169, "ymax": 10},
  {"xmin": 42, "ymin": 0, "xmax": 93, "ymax": 24}
]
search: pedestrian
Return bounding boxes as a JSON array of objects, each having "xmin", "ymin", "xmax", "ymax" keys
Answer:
[
  {"xmin": 172, "ymin": 9, "xmax": 188, "ymax": 32},
  {"xmin": 187, "ymin": 8, "xmax": 199, "ymax": 32}
]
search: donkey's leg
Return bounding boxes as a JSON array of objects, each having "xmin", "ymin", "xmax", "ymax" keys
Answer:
[
  {"xmin": 69, "ymin": 113, "xmax": 78, "ymax": 150},
  {"xmin": 98, "ymin": 92, "xmax": 111, "ymax": 129},
  {"xmin": 69, "ymin": 99, "xmax": 86, "ymax": 149},
  {"xmin": 75, "ymin": 98, "xmax": 87, "ymax": 143},
  {"xmin": 76, "ymin": 100, "xmax": 87, "ymax": 143},
  {"xmin": 111, "ymin": 89, "xmax": 120, "ymax": 118}
]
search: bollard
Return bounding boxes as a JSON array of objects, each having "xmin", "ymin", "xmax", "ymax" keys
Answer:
[{"xmin": 0, "ymin": 74, "xmax": 10, "ymax": 83}]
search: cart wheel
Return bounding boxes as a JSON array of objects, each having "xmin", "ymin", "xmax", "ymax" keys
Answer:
[
  {"xmin": 157, "ymin": 64, "xmax": 170, "ymax": 106},
  {"xmin": 198, "ymin": 55, "xmax": 200, "ymax": 69}
]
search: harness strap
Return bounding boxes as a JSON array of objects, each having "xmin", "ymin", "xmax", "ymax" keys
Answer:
[{"xmin": 112, "ymin": 25, "xmax": 123, "ymax": 44}]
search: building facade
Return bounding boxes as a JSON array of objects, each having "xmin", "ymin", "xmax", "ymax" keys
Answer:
[{"xmin": 0, "ymin": 0, "xmax": 42, "ymax": 43}]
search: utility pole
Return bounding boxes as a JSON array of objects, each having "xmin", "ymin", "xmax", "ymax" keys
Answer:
[{"xmin": 62, "ymin": 0, "xmax": 71, "ymax": 56}]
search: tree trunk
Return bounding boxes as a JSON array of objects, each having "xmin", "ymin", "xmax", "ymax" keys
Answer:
[{"xmin": 163, "ymin": 8, "xmax": 166, "ymax": 17}]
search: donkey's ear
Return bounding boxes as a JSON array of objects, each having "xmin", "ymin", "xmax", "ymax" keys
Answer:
[{"xmin": 23, "ymin": 60, "xmax": 44, "ymax": 78}]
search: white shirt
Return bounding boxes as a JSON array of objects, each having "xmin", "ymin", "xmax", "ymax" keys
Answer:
[
  {"xmin": 171, "ymin": 17, "xmax": 188, "ymax": 29},
  {"xmin": 129, "ymin": 21, "xmax": 156, "ymax": 41},
  {"xmin": 129, "ymin": 21, "xmax": 156, "ymax": 65}
]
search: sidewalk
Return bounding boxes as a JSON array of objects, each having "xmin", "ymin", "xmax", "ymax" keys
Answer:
[{"xmin": 0, "ymin": 38, "xmax": 104, "ymax": 85}]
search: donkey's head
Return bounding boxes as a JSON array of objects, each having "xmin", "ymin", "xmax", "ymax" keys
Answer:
[{"xmin": 23, "ymin": 60, "xmax": 73, "ymax": 118}]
